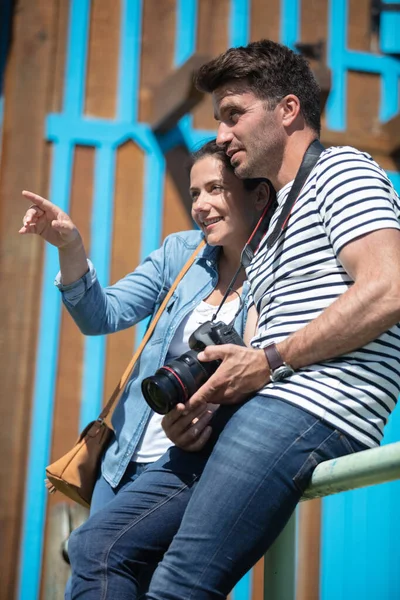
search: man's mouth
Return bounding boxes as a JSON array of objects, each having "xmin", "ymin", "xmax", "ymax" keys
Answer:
[{"xmin": 227, "ymin": 147, "xmax": 243, "ymax": 159}]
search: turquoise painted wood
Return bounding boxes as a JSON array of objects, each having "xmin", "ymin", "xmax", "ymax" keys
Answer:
[
  {"xmin": 321, "ymin": 2, "xmax": 400, "ymax": 599},
  {"xmin": 380, "ymin": 0, "xmax": 400, "ymax": 55},
  {"xmin": 15, "ymin": 1, "xmax": 400, "ymax": 599}
]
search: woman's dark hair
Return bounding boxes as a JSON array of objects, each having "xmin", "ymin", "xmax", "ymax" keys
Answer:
[
  {"xmin": 189, "ymin": 139, "xmax": 272, "ymax": 193},
  {"xmin": 195, "ymin": 39, "xmax": 321, "ymax": 135}
]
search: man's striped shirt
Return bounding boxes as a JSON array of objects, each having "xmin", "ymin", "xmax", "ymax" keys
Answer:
[{"xmin": 248, "ymin": 146, "xmax": 400, "ymax": 448}]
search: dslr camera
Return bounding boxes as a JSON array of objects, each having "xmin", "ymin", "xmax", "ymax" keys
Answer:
[{"xmin": 141, "ymin": 320, "xmax": 245, "ymax": 415}]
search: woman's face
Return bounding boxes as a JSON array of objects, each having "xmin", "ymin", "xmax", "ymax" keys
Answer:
[{"xmin": 190, "ymin": 155, "xmax": 262, "ymax": 249}]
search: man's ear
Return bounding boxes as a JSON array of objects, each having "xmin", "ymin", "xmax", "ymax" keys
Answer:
[
  {"xmin": 280, "ymin": 94, "xmax": 301, "ymax": 128},
  {"xmin": 255, "ymin": 181, "xmax": 272, "ymax": 211}
]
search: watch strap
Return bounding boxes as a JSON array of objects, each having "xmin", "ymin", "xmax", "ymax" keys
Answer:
[{"xmin": 263, "ymin": 343, "xmax": 284, "ymax": 371}]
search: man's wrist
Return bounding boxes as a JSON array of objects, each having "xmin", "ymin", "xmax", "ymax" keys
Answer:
[{"xmin": 263, "ymin": 342, "xmax": 294, "ymax": 382}]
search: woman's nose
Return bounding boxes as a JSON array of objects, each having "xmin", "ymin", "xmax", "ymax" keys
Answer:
[{"xmin": 192, "ymin": 193, "xmax": 211, "ymax": 214}]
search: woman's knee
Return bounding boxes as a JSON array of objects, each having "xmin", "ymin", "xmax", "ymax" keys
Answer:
[{"xmin": 68, "ymin": 519, "xmax": 104, "ymax": 568}]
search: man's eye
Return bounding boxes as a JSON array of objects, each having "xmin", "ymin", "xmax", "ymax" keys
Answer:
[
  {"xmin": 229, "ymin": 110, "xmax": 239, "ymax": 122},
  {"xmin": 211, "ymin": 185, "xmax": 222, "ymax": 192}
]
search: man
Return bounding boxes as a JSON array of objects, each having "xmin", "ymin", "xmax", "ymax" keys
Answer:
[{"xmin": 145, "ymin": 39, "xmax": 400, "ymax": 599}]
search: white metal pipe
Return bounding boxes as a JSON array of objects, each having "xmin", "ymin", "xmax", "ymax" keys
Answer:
[
  {"xmin": 301, "ymin": 441, "xmax": 400, "ymax": 501},
  {"xmin": 264, "ymin": 442, "xmax": 400, "ymax": 600}
]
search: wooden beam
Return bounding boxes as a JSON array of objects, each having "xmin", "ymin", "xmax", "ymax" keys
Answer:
[
  {"xmin": 150, "ymin": 54, "xmax": 211, "ymax": 134},
  {"xmin": 296, "ymin": 500, "xmax": 321, "ymax": 600},
  {"xmin": 0, "ymin": 1, "xmax": 60, "ymax": 597},
  {"xmin": 322, "ymin": 122, "xmax": 400, "ymax": 157}
]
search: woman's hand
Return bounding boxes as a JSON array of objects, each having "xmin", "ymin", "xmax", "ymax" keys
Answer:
[
  {"xmin": 20, "ymin": 190, "xmax": 89, "ymax": 285},
  {"xmin": 19, "ymin": 190, "xmax": 81, "ymax": 249},
  {"xmin": 162, "ymin": 402, "xmax": 218, "ymax": 452}
]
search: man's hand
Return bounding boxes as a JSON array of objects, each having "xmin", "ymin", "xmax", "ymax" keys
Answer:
[
  {"xmin": 185, "ymin": 344, "xmax": 270, "ymax": 410},
  {"xmin": 162, "ymin": 403, "xmax": 218, "ymax": 451}
]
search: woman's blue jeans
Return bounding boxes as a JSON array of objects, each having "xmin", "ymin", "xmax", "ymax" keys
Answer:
[{"xmin": 67, "ymin": 396, "xmax": 366, "ymax": 600}]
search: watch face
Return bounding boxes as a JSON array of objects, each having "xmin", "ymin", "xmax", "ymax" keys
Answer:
[{"xmin": 271, "ymin": 364, "xmax": 294, "ymax": 382}]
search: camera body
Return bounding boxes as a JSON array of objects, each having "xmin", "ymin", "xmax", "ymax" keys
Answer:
[
  {"xmin": 189, "ymin": 319, "xmax": 246, "ymax": 352},
  {"xmin": 141, "ymin": 320, "xmax": 245, "ymax": 415}
]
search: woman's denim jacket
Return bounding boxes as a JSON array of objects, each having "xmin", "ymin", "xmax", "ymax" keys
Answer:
[{"xmin": 56, "ymin": 230, "xmax": 250, "ymax": 487}]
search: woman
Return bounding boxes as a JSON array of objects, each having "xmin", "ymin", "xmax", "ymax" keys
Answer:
[{"xmin": 20, "ymin": 140, "xmax": 274, "ymax": 598}]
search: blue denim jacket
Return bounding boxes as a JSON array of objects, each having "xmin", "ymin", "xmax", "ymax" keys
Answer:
[{"xmin": 56, "ymin": 230, "xmax": 250, "ymax": 487}]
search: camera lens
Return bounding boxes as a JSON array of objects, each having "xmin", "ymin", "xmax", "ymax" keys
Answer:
[
  {"xmin": 141, "ymin": 350, "xmax": 219, "ymax": 414},
  {"xmin": 142, "ymin": 369, "xmax": 185, "ymax": 415}
]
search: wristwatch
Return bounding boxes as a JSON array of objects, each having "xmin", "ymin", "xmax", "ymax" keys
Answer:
[{"xmin": 263, "ymin": 343, "xmax": 294, "ymax": 382}]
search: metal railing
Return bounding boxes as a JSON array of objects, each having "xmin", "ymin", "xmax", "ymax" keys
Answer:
[
  {"xmin": 263, "ymin": 441, "xmax": 400, "ymax": 600},
  {"xmin": 43, "ymin": 443, "xmax": 400, "ymax": 599}
]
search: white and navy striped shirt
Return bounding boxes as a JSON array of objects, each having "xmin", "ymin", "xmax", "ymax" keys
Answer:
[{"xmin": 248, "ymin": 146, "xmax": 400, "ymax": 448}]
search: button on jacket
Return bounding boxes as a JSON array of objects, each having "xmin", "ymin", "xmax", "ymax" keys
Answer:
[{"xmin": 55, "ymin": 230, "xmax": 250, "ymax": 487}]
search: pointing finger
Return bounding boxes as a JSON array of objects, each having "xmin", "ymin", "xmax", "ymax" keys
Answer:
[{"xmin": 22, "ymin": 190, "xmax": 56, "ymax": 212}]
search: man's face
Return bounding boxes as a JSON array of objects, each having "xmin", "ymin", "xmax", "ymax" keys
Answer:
[{"xmin": 212, "ymin": 80, "xmax": 285, "ymax": 180}]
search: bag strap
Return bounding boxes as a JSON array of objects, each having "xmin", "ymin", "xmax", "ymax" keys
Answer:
[{"xmin": 100, "ymin": 239, "xmax": 206, "ymax": 427}]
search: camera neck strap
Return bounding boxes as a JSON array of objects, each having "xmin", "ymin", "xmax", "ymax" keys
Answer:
[
  {"xmin": 212, "ymin": 188, "xmax": 277, "ymax": 322},
  {"xmin": 212, "ymin": 139, "xmax": 325, "ymax": 323},
  {"xmin": 266, "ymin": 138, "xmax": 324, "ymax": 249}
]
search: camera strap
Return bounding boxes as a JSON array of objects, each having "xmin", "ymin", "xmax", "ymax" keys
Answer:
[
  {"xmin": 212, "ymin": 187, "xmax": 277, "ymax": 322},
  {"xmin": 265, "ymin": 138, "xmax": 324, "ymax": 249},
  {"xmin": 212, "ymin": 139, "xmax": 324, "ymax": 323}
]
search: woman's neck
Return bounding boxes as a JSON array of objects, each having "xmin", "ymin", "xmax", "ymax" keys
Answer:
[
  {"xmin": 219, "ymin": 244, "xmax": 243, "ymax": 275},
  {"xmin": 203, "ymin": 243, "xmax": 247, "ymax": 307}
]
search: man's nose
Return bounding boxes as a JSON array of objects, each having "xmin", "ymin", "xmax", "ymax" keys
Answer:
[{"xmin": 216, "ymin": 122, "xmax": 233, "ymax": 147}]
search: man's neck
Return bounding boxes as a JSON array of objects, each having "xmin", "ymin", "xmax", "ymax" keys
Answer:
[{"xmin": 272, "ymin": 130, "xmax": 318, "ymax": 192}]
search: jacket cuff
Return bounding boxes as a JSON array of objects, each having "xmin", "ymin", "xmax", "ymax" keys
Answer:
[{"xmin": 54, "ymin": 259, "xmax": 97, "ymax": 306}]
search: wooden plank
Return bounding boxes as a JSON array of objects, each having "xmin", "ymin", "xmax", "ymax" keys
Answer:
[
  {"xmin": 151, "ymin": 54, "xmax": 210, "ymax": 134},
  {"xmin": 84, "ymin": 0, "xmax": 121, "ymax": 118},
  {"xmin": 139, "ymin": 0, "xmax": 176, "ymax": 123},
  {"xmin": 193, "ymin": 0, "xmax": 230, "ymax": 131},
  {"xmin": 48, "ymin": 146, "xmax": 95, "ymax": 474},
  {"xmin": 369, "ymin": 148, "xmax": 400, "ymax": 173},
  {"xmin": 0, "ymin": 1, "xmax": 60, "ymax": 597},
  {"xmin": 162, "ymin": 145, "xmax": 193, "ymax": 239},
  {"xmin": 321, "ymin": 125, "xmax": 396, "ymax": 156},
  {"xmin": 252, "ymin": 558, "xmax": 264, "ymax": 600},
  {"xmin": 49, "ymin": 0, "xmax": 69, "ymax": 113},
  {"xmin": 250, "ymin": 0, "xmax": 281, "ymax": 44},
  {"xmin": 348, "ymin": 0, "xmax": 372, "ymax": 51},
  {"xmin": 300, "ymin": 0, "xmax": 328, "ymax": 43},
  {"xmin": 298, "ymin": 1, "xmax": 330, "ymax": 116},
  {"xmin": 347, "ymin": 71, "xmax": 380, "ymax": 138},
  {"xmin": 296, "ymin": 500, "xmax": 321, "ymax": 600},
  {"xmin": 103, "ymin": 141, "xmax": 144, "ymax": 403},
  {"xmin": 39, "ymin": 145, "xmax": 95, "ymax": 598}
]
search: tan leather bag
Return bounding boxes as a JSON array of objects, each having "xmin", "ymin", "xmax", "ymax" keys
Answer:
[{"xmin": 45, "ymin": 240, "xmax": 205, "ymax": 507}]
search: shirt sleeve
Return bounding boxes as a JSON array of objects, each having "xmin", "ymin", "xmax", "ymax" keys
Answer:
[
  {"xmin": 246, "ymin": 290, "xmax": 255, "ymax": 310},
  {"xmin": 315, "ymin": 147, "xmax": 400, "ymax": 256},
  {"xmin": 54, "ymin": 259, "xmax": 96, "ymax": 307},
  {"xmin": 52, "ymin": 240, "xmax": 167, "ymax": 336}
]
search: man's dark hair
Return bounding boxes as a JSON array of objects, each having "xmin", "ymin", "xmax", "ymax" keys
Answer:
[
  {"xmin": 195, "ymin": 39, "xmax": 321, "ymax": 135},
  {"xmin": 190, "ymin": 139, "xmax": 274, "ymax": 193}
]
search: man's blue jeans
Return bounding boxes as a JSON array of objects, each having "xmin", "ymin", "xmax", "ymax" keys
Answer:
[{"xmin": 67, "ymin": 396, "xmax": 366, "ymax": 599}]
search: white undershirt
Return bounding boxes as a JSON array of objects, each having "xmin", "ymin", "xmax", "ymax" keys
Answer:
[{"xmin": 132, "ymin": 296, "xmax": 240, "ymax": 462}]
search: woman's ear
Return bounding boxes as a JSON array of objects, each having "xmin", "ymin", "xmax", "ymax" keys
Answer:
[{"xmin": 255, "ymin": 181, "xmax": 271, "ymax": 211}]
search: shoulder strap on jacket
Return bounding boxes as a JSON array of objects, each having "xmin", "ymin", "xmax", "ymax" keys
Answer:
[{"xmin": 101, "ymin": 239, "xmax": 206, "ymax": 426}]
